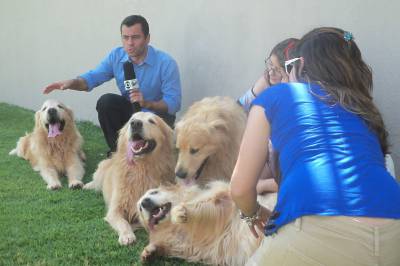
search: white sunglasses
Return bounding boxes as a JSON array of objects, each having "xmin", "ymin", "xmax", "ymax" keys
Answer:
[{"xmin": 284, "ymin": 57, "xmax": 301, "ymax": 75}]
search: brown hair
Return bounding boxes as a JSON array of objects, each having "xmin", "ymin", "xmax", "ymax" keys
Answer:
[
  {"xmin": 295, "ymin": 27, "xmax": 389, "ymax": 154},
  {"xmin": 120, "ymin": 15, "xmax": 149, "ymax": 36},
  {"xmin": 269, "ymin": 38, "xmax": 299, "ymax": 67}
]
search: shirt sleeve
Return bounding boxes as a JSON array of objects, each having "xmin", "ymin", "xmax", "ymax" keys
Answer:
[
  {"xmin": 237, "ymin": 87, "xmax": 256, "ymax": 113},
  {"xmin": 160, "ymin": 59, "xmax": 182, "ymax": 114},
  {"xmin": 79, "ymin": 50, "xmax": 115, "ymax": 91},
  {"xmin": 251, "ymin": 84, "xmax": 280, "ymax": 124}
]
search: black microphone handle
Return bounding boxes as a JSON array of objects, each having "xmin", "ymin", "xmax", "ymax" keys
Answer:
[{"xmin": 132, "ymin": 101, "xmax": 141, "ymax": 113}]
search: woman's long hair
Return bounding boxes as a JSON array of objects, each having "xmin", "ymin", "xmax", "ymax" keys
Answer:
[{"xmin": 295, "ymin": 27, "xmax": 389, "ymax": 154}]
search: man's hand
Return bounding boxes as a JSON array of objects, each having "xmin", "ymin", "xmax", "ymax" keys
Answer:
[
  {"xmin": 129, "ymin": 90, "xmax": 168, "ymax": 113},
  {"xmin": 43, "ymin": 80, "xmax": 73, "ymax": 94},
  {"xmin": 43, "ymin": 78, "xmax": 88, "ymax": 94},
  {"xmin": 129, "ymin": 89, "xmax": 145, "ymax": 107}
]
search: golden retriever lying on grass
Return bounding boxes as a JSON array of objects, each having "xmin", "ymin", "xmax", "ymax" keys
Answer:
[
  {"xmin": 175, "ymin": 96, "xmax": 247, "ymax": 186},
  {"xmin": 83, "ymin": 112, "xmax": 175, "ymax": 245},
  {"xmin": 138, "ymin": 181, "xmax": 276, "ymax": 265},
  {"xmin": 9, "ymin": 99, "xmax": 85, "ymax": 190}
]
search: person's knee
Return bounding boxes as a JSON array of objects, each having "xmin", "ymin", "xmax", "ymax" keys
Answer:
[{"xmin": 96, "ymin": 93, "xmax": 119, "ymax": 112}]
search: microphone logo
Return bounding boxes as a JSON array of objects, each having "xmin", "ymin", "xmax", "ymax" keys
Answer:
[
  {"xmin": 123, "ymin": 61, "xmax": 139, "ymax": 92},
  {"xmin": 124, "ymin": 79, "xmax": 138, "ymax": 91}
]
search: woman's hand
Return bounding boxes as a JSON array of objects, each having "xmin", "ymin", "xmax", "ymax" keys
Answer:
[{"xmin": 248, "ymin": 205, "xmax": 272, "ymax": 239}]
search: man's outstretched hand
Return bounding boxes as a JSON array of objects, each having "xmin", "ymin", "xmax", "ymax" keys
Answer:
[{"xmin": 43, "ymin": 80, "xmax": 69, "ymax": 94}]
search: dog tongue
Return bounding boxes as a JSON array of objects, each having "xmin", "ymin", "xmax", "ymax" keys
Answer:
[
  {"xmin": 149, "ymin": 218, "xmax": 156, "ymax": 230},
  {"xmin": 48, "ymin": 123, "xmax": 62, "ymax": 138},
  {"xmin": 133, "ymin": 140, "xmax": 146, "ymax": 150},
  {"xmin": 127, "ymin": 140, "xmax": 145, "ymax": 162}
]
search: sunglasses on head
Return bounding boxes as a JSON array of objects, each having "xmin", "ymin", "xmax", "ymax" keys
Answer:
[{"xmin": 284, "ymin": 57, "xmax": 301, "ymax": 75}]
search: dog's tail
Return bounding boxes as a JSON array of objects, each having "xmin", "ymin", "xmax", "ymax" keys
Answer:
[
  {"xmin": 83, "ymin": 159, "xmax": 108, "ymax": 191},
  {"xmin": 9, "ymin": 148, "xmax": 17, "ymax": 156},
  {"xmin": 9, "ymin": 134, "xmax": 28, "ymax": 157}
]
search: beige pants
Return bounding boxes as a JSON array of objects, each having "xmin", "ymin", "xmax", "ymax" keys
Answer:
[{"xmin": 247, "ymin": 216, "xmax": 400, "ymax": 266}]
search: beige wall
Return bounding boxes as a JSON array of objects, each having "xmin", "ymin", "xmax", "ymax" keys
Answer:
[{"xmin": 1, "ymin": 0, "xmax": 399, "ymax": 177}]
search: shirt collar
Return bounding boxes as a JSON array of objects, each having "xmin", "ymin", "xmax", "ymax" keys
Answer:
[{"xmin": 120, "ymin": 45, "xmax": 155, "ymax": 66}]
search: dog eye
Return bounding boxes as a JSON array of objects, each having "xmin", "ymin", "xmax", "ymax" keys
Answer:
[
  {"xmin": 42, "ymin": 106, "xmax": 47, "ymax": 111},
  {"xmin": 190, "ymin": 148, "xmax": 199, "ymax": 154},
  {"xmin": 150, "ymin": 190, "xmax": 158, "ymax": 195},
  {"xmin": 57, "ymin": 104, "xmax": 64, "ymax": 109},
  {"xmin": 149, "ymin": 119, "xmax": 155, "ymax": 124}
]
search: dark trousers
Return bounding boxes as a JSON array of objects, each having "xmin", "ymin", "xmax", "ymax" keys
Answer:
[{"xmin": 96, "ymin": 93, "xmax": 175, "ymax": 152}]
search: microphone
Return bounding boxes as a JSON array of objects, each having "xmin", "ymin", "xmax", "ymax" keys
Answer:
[{"xmin": 123, "ymin": 61, "xmax": 141, "ymax": 112}]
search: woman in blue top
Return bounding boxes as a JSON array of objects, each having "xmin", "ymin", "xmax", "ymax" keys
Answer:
[{"xmin": 231, "ymin": 27, "xmax": 400, "ymax": 266}]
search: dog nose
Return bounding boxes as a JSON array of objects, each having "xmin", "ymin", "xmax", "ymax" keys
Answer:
[
  {"xmin": 48, "ymin": 108, "xmax": 57, "ymax": 116},
  {"xmin": 175, "ymin": 168, "xmax": 187, "ymax": 179},
  {"xmin": 130, "ymin": 120, "xmax": 143, "ymax": 131},
  {"xmin": 141, "ymin": 198, "xmax": 156, "ymax": 211}
]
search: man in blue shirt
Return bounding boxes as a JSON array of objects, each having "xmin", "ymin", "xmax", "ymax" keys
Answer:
[{"xmin": 43, "ymin": 15, "xmax": 182, "ymax": 156}]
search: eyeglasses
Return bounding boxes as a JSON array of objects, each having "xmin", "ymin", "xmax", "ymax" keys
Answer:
[
  {"xmin": 264, "ymin": 58, "xmax": 283, "ymax": 75},
  {"xmin": 284, "ymin": 57, "xmax": 301, "ymax": 75}
]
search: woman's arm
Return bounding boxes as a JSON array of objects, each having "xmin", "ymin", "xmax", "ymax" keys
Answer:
[{"xmin": 231, "ymin": 105, "xmax": 270, "ymax": 213}]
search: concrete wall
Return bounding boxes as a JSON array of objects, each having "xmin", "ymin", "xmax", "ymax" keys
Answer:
[{"xmin": 1, "ymin": 0, "xmax": 399, "ymax": 177}]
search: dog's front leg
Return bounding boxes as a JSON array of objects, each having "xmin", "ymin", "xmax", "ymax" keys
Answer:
[
  {"xmin": 39, "ymin": 166, "xmax": 62, "ymax": 190},
  {"xmin": 105, "ymin": 208, "xmax": 136, "ymax": 245},
  {"xmin": 172, "ymin": 190, "xmax": 233, "ymax": 225},
  {"xmin": 141, "ymin": 243, "xmax": 166, "ymax": 263},
  {"xmin": 66, "ymin": 155, "xmax": 84, "ymax": 189}
]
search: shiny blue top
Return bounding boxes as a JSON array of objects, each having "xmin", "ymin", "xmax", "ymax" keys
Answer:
[
  {"xmin": 79, "ymin": 45, "xmax": 181, "ymax": 115},
  {"xmin": 252, "ymin": 82, "xmax": 400, "ymax": 235}
]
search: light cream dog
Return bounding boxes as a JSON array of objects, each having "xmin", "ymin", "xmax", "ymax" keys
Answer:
[
  {"xmin": 9, "ymin": 99, "xmax": 85, "ymax": 190},
  {"xmin": 175, "ymin": 96, "xmax": 247, "ymax": 185},
  {"xmin": 138, "ymin": 181, "xmax": 276, "ymax": 266},
  {"xmin": 83, "ymin": 112, "xmax": 175, "ymax": 245}
]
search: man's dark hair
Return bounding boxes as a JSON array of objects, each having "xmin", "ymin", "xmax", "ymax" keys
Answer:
[{"xmin": 120, "ymin": 15, "xmax": 149, "ymax": 36}]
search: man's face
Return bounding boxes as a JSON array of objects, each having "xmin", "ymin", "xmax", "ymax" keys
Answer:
[{"xmin": 121, "ymin": 24, "xmax": 150, "ymax": 59}]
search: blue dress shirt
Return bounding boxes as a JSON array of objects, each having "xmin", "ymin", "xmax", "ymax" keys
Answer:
[{"xmin": 79, "ymin": 45, "xmax": 181, "ymax": 115}]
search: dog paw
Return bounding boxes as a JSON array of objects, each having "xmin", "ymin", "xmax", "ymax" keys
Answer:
[
  {"xmin": 69, "ymin": 180, "xmax": 83, "ymax": 189},
  {"xmin": 47, "ymin": 183, "xmax": 62, "ymax": 190},
  {"xmin": 82, "ymin": 181, "xmax": 95, "ymax": 190},
  {"xmin": 118, "ymin": 233, "xmax": 136, "ymax": 246},
  {"xmin": 141, "ymin": 244, "xmax": 157, "ymax": 263},
  {"xmin": 171, "ymin": 204, "xmax": 188, "ymax": 224}
]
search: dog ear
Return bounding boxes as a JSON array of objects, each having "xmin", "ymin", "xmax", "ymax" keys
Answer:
[
  {"xmin": 34, "ymin": 111, "xmax": 42, "ymax": 131},
  {"xmin": 64, "ymin": 105, "xmax": 75, "ymax": 121},
  {"xmin": 116, "ymin": 121, "xmax": 129, "ymax": 151},
  {"xmin": 209, "ymin": 119, "xmax": 228, "ymax": 133}
]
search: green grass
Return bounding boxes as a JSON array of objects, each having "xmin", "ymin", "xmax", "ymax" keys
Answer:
[{"xmin": 0, "ymin": 102, "xmax": 200, "ymax": 266}]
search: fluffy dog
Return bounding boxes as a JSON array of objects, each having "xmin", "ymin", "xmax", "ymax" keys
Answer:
[
  {"xmin": 138, "ymin": 181, "xmax": 276, "ymax": 266},
  {"xmin": 83, "ymin": 112, "xmax": 175, "ymax": 245},
  {"xmin": 175, "ymin": 96, "xmax": 246, "ymax": 185},
  {"xmin": 9, "ymin": 99, "xmax": 85, "ymax": 190}
]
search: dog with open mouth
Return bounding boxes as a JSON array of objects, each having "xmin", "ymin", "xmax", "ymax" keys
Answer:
[
  {"xmin": 83, "ymin": 112, "xmax": 175, "ymax": 245},
  {"xmin": 174, "ymin": 96, "xmax": 247, "ymax": 186},
  {"xmin": 9, "ymin": 99, "xmax": 86, "ymax": 190},
  {"xmin": 137, "ymin": 181, "xmax": 276, "ymax": 265}
]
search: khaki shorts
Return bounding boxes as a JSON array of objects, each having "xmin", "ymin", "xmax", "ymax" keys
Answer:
[{"xmin": 247, "ymin": 216, "xmax": 400, "ymax": 266}]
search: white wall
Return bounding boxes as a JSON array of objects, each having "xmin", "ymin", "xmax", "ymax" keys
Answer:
[{"xmin": 0, "ymin": 0, "xmax": 399, "ymax": 177}]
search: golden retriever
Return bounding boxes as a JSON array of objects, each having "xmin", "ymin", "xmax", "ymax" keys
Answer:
[
  {"xmin": 138, "ymin": 181, "xmax": 276, "ymax": 265},
  {"xmin": 83, "ymin": 112, "xmax": 175, "ymax": 245},
  {"xmin": 175, "ymin": 96, "xmax": 246, "ymax": 186},
  {"xmin": 9, "ymin": 99, "xmax": 85, "ymax": 190}
]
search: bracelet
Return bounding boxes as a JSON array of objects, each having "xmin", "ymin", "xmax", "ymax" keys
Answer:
[
  {"xmin": 250, "ymin": 86, "xmax": 257, "ymax": 97},
  {"xmin": 239, "ymin": 202, "xmax": 261, "ymax": 227}
]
